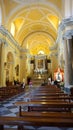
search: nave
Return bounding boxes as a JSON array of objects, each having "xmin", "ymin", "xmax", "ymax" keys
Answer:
[
  {"xmin": 1, "ymin": 1, "xmax": 73, "ymax": 129},
  {"xmin": 0, "ymin": 84, "xmax": 73, "ymax": 130}
]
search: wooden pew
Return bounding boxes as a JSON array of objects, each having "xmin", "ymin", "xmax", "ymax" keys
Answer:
[
  {"xmin": 0, "ymin": 112, "xmax": 73, "ymax": 130},
  {"xmin": 0, "ymin": 85, "xmax": 25, "ymax": 102},
  {"xmin": 15, "ymin": 101, "xmax": 73, "ymax": 116},
  {"xmin": 37, "ymin": 85, "xmax": 61, "ymax": 90},
  {"xmin": 28, "ymin": 87, "xmax": 68, "ymax": 99},
  {"xmin": 33, "ymin": 86, "xmax": 62, "ymax": 91},
  {"xmin": 29, "ymin": 86, "xmax": 66, "ymax": 96},
  {"xmin": 33, "ymin": 90, "xmax": 63, "ymax": 93},
  {"xmin": 1, "ymin": 85, "xmax": 73, "ymax": 129},
  {"xmin": 25, "ymin": 95, "xmax": 73, "ymax": 103},
  {"xmin": 22, "ymin": 85, "xmax": 72, "ymax": 112},
  {"xmin": 17, "ymin": 111, "xmax": 73, "ymax": 118},
  {"xmin": 31, "ymin": 91, "xmax": 64, "ymax": 94},
  {"xmin": 29, "ymin": 93, "xmax": 68, "ymax": 97},
  {"xmin": 35, "ymin": 86, "xmax": 61, "ymax": 90}
]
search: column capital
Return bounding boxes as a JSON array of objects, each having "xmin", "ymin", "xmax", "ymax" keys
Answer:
[
  {"xmin": 59, "ymin": 16, "xmax": 73, "ymax": 32},
  {"xmin": 0, "ymin": 38, "xmax": 8, "ymax": 45},
  {"xmin": 56, "ymin": 16, "xmax": 73, "ymax": 43},
  {"xmin": 0, "ymin": 39, "xmax": 5, "ymax": 44},
  {"xmin": 63, "ymin": 30, "xmax": 73, "ymax": 40},
  {"xmin": 0, "ymin": 25, "xmax": 21, "ymax": 50},
  {"xmin": 20, "ymin": 48, "xmax": 29, "ymax": 52},
  {"xmin": 49, "ymin": 52, "xmax": 58, "ymax": 57}
]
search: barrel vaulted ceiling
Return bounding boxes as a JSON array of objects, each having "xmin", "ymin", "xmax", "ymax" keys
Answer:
[{"xmin": 0, "ymin": 0, "xmax": 63, "ymax": 55}]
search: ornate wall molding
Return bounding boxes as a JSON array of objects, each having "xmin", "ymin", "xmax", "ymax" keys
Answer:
[
  {"xmin": 0, "ymin": 25, "xmax": 21, "ymax": 49},
  {"xmin": 63, "ymin": 30, "xmax": 73, "ymax": 40},
  {"xmin": 0, "ymin": 25, "xmax": 26, "ymax": 52},
  {"xmin": 57, "ymin": 16, "xmax": 73, "ymax": 43},
  {"xmin": 49, "ymin": 43, "xmax": 58, "ymax": 50},
  {"xmin": 0, "ymin": 38, "xmax": 8, "ymax": 45},
  {"xmin": 49, "ymin": 52, "xmax": 58, "ymax": 57},
  {"xmin": 59, "ymin": 16, "xmax": 73, "ymax": 32}
]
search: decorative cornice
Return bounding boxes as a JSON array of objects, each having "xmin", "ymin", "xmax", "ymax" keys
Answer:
[
  {"xmin": 0, "ymin": 38, "xmax": 8, "ymax": 45},
  {"xmin": 0, "ymin": 25, "xmax": 21, "ymax": 49},
  {"xmin": 63, "ymin": 30, "xmax": 73, "ymax": 40},
  {"xmin": 57, "ymin": 16, "xmax": 73, "ymax": 43},
  {"xmin": 49, "ymin": 52, "xmax": 58, "ymax": 57},
  {"xmin": 59, "ymin": 16, "xmax": 73, "ymax": 32},
  {"xmin": 20, "ymin": 55, "xmax": 27, "ymax": 59},
  {"xmin": 0, "ymin": 25, "xmax": 26, "ymax": 52},
  {"xmin": 20, "ymin": 48, "xmax": 29, "ymax": 53},
  {"xmin": 35, "ymin": 55, "xmax": 47, "ymax": 59}
]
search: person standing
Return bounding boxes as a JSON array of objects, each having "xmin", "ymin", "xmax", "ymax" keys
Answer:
[
  {"xmin": 29, "ymin": 80, "xmax": 33, "ymax": 88},
  {"xmin": 22, "ymin": 78, "xmax": 25, "ymax": 88}
]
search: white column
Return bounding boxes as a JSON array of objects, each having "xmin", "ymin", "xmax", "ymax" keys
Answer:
[
  {"xmin": 67, "ymin": 38, "xmax": 73, "ymax": 84},
  {"xmin": 64, "ymin": 39, "xmax": 69, "ymax": 87},
  {"xmin": 63, "ymin": 35, "xmax": 73, "ymax": 89},
  {"xmin": 64, "ymin": 0, "xmax": 72, "ymax": 18},
  {"xmin": 71, "ymin": 0, "xmax": 73, "ymax": 16}
]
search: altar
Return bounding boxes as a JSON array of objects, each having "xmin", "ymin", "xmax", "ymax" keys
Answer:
[{"xmin": 34, "ymin": 55, "xmax": 47, "ymax": 76}]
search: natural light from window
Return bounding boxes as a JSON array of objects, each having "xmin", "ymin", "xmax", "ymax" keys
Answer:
[{"xmin": 10, "ymin": 22, "xmax": 15, "ymax": 36}]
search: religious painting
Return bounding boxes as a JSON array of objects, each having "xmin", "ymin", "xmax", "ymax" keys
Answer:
[
  {"xmin": 38, "ymin": 59, "xmax": 43, "ymax": 69},
  {"xmin": 54, "ymin": 67, "xmax": 64, "ymax": 82}
]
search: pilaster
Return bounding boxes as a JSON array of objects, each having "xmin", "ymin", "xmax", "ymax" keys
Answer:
[{"xmin": 0, "ymin": 40, "xmax": 6, "ymax": 87}]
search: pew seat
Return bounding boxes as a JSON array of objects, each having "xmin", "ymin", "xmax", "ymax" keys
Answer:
[{"xmin": 0, "ymin": 113, "xmax": 73, "ymax": 130}]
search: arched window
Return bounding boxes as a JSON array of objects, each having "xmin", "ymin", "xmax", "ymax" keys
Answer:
[{"xmin": 10, "ymin": 22, "xmax": 15, "ymax": 36}]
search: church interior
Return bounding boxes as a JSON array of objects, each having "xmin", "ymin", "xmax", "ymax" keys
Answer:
[{"xmin": 0, "ymin": 0, "xmax": 73, "ymax": 130}]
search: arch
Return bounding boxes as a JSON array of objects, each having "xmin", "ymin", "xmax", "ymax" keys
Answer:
[{"xmin": 22, "ymin": 31, "xmax": 55, "ymax": 55}]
